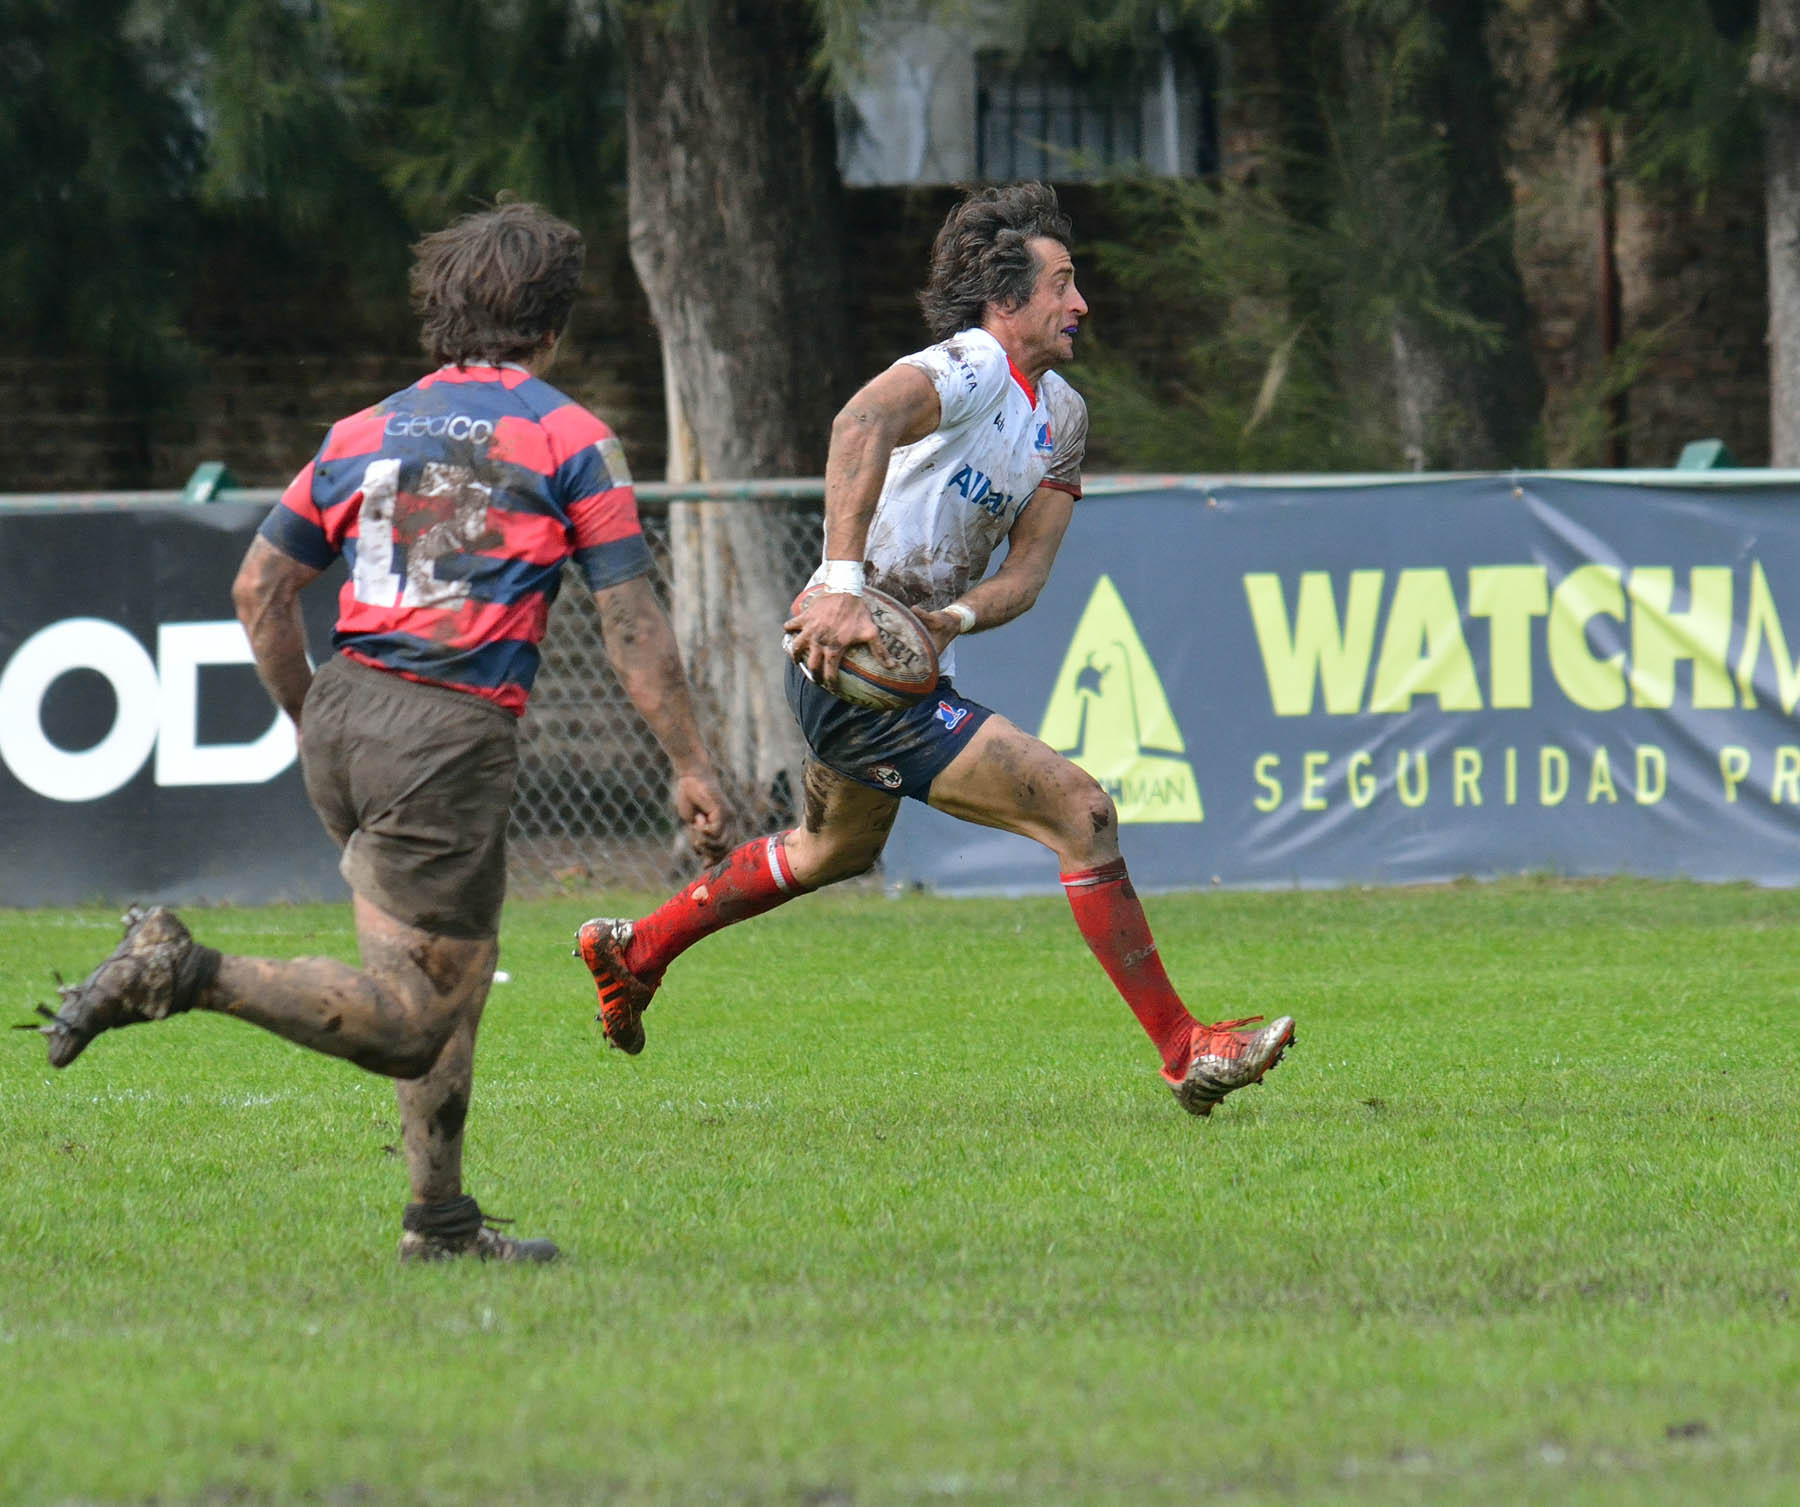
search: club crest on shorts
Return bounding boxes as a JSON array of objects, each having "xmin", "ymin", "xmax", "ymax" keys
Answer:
[{"xmin": 868, "ymin": 762, "xmax": 903, "ymax": 789}]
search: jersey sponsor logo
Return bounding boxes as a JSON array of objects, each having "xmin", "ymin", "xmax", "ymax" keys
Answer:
[
  {"xmin": 934, "ymin": 701, "xmax": 971, "ymax": 733},
  {"xmin": 1037, "ymin": 574, "xmax": 1204, "ymax": 824},
  {"xmin": 1034, "ymin": 418, "xmax": 1055, "ymax": 454},
  {"xmin": 946, "ymin": 464, "xmax": 1015, "ymax": 519},
  {"xmin": 383, "ymin": 411, "xmax": 497, "ymax": 445}
]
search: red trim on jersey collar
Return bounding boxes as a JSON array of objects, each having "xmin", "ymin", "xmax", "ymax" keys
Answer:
[
  {"xmin": 1006, "ymin": 355, "xmax": 1038, "ymax": 407},
  {"xmin": 428, "ymin": 362, "xmax": 533, "ymax": 389}
]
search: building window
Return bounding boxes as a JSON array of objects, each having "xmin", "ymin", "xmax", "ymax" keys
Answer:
[{"xmin": 975, "ymin": 45, "xmax": 1217, "ymax": 181}]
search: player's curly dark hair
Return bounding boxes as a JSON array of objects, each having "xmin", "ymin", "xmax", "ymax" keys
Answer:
[
  {"xmin": 917, "ymin": 182, "xmax": 1073, "ymax": 342},
  {"xmin": 410, "ymin": 199, "xmax": 586, "ymax": 367}
]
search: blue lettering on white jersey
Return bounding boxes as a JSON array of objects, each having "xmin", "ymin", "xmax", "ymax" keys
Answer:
[{"xmin": 827, "ymin": 327, "xmax": 1087, "ymax": 676}]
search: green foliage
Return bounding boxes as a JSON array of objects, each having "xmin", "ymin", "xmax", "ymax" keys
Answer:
[
  {"xmin": 0, "ymin": 0, "xmax": 634, "ymax": 369},
  {"xmin": 1545, "ymin": 326, "xmax": 1669, "ymax": 467},
  {"xmin": 1560, "ymin": 0, "xmax": 1762, "ymax": 191},
  {"xmin": 0, "ymin": 0, "xmax": 203, "ymax": 383},
  {"xmin": 980, "ymin": 0, "xmax": 1250, "ymax": 57},
  {"xmin": 141, "ymin": 0, "xmax": 372, "ymax": 226},
  {"xmin": 1073, "ymin": 135, "xmax": 1513, "ymax": 474},
  {"xmin": 1324, "ymin": 38, "xmax": 1510, "ymax": 356},
  {"xmin": 1072, "ymin": 177, "xmax": 1389, "ymax": 471},
  {"xmin": 328, "ymin": 0, "xmax": 627, "ymax": 234},
  {"xmin": 6, "ymin": 881, "xmax": 1800, "ymax": 1504},
  {"xmin": 981, "ymin": 0, "xmax": 1230, "ymax": 68},
  {"xmin": 1039, "ymin": 0, "xmax": 1537, "ymax": 472},
  {"xmin": 161, "ymin": 0, "xmax": 629, "ymax": 231}
]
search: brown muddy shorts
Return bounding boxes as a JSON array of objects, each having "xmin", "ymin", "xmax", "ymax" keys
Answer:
[{"xmin": 300, "ymin": 654, "xmax": 518, "ymax": 939}]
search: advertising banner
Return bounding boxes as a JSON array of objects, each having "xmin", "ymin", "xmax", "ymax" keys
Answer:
[
  {"xmin": 10, "ymin": 478, "xmax": 1800, "ymax": 906},
  {"xmin": 884, "ymin": 476, "xmax": 1800, "ymax": 893},
  {"xmin": 0, "ymin": 504, "xmax": 347, "ymax": 906}
]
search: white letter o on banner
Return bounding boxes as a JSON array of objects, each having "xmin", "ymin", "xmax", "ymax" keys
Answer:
[{"xmin": 0, "ymin": 618, "xmax": 160, "ymax": 802}]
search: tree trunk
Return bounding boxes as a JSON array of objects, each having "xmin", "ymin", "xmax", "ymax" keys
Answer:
[
  {"xmin": 621, "ymin": 0, "xmax": 855, "ymax": 835},
  {"xmin": 1341, "ymin": 0, "xmax": 1543, "ymax": 469},
  {"xmin": 1754, "ymin": 0, "xmax": 1800, "ymax": 467}
]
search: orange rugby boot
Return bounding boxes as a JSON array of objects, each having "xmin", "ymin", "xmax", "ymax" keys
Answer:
[{"xmin": 574, "ymin": 916, "xmax": 658, "ymax": 1055}]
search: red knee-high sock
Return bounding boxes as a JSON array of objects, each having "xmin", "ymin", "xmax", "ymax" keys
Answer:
[
  {"xmin": 1061, "ymin": 858, "xmax": 1198, "ymax": 1076},
  {"xmin": 626, "ymin": 832, "xmax": 810, "ymax": 979}
]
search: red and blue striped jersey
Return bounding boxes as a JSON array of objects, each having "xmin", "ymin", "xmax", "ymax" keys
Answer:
[{"xmin": 259, "ymin": 363, "xmax": 651, "ymax": 715}]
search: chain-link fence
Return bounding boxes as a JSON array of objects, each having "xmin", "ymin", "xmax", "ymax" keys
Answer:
[{"xmin": 510, "ymin": 489, "xmax": 824, "ymax": 896}]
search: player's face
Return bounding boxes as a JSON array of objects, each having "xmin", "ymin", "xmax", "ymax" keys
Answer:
[{"xmin": 1018, "ymin": 237, "xmax": 1086, "ymax": 373}]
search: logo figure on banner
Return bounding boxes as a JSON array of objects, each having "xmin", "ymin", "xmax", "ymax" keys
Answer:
[{"xmin": 1037, "ymin": 575, "xmax": 1203, "ymax": 823}]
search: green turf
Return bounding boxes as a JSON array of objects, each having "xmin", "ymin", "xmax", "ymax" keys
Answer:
[{"xmin": 4, "ymin": 879, "xmax": 1799, "ymax": 1505}]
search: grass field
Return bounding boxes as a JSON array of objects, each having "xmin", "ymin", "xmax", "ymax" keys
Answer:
[{"xmin": 4, "ymin": 878, "xmax": 1800, "ymax": 1506}]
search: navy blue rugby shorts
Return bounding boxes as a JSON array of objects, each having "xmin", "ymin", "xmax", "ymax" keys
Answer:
[{"xmin": 784, "ymin": 658, "xmax": 991, "ymax": 800}]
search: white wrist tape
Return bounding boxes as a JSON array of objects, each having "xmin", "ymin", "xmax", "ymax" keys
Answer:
[
  {"xmin": 820, "ymin": 559, "xmax": 866, "ymax": 595},
  {"xmin": 944, "ymin": 601, "xmax": 977, "ymax": 634}
]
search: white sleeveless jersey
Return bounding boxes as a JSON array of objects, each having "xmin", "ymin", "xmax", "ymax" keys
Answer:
[{"xmin": 809, "ymin": 326, "xmax": 1088, "ymax": 677}]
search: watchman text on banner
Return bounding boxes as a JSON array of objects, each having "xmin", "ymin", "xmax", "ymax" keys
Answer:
[{"xmin": 884, "ymin": 475, "xmax": 1800, "ymax": 892}]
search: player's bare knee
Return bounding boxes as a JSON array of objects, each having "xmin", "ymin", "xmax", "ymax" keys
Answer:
[
  {"xmin": 1056, "ymin": 774, "xmax": 1118, "ymax": 860},
  {"xmin": 799, "ymin": 839, "xmax": 883, "ymax": 887},
  {"xmin": 351, "ymin": 975, "xmax": 470, "ymax": 1077},
  {"xmin": 372, "ymin": 1006, "xmax": 462, "ymax": 1078},
  {"xmin": 787, "ymin": 802, "xmax": 894, "ymax": 887},
  {"xmin": 352, "ymin": 1035, "xmax": 440, "ymax": 1079},
  {"xmin": 380, "ymin": 1046, "xmax": 438, "ymax": 1080},
  {"xmin": 826, "ymin": 850, "xmax": 882, "ymax": 883}
]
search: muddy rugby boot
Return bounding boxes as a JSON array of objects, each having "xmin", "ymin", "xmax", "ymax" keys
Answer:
[
  {"xmin": 397, "ymin": 1195, "xmax": 559, "ymax": 1264},
  {"xmin": 574, "ymin": 916, "xmax": 658, "ymax": 1055},
  {"xmin": 1165, "ymin": 1015, "xmax": 1296, "ymax": 1117},
  {"xmin": 20, "ymin": 906, "xmax": 215, "ymax": 1068}
]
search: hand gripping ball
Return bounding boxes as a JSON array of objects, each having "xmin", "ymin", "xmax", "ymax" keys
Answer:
[{"xmin": 785, "ymin": 583, "xmax": 940, "ymax": 711}]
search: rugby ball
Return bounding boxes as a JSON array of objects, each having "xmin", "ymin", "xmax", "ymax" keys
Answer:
[{"xmin": 785, "ymin": 583, "xmax": 940, "ymax": 711}]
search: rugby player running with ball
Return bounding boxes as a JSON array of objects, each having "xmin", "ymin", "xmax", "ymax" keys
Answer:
[{"xmin": 580, "ymin": 182, "xmax": 1293, "ymax": 1116}]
